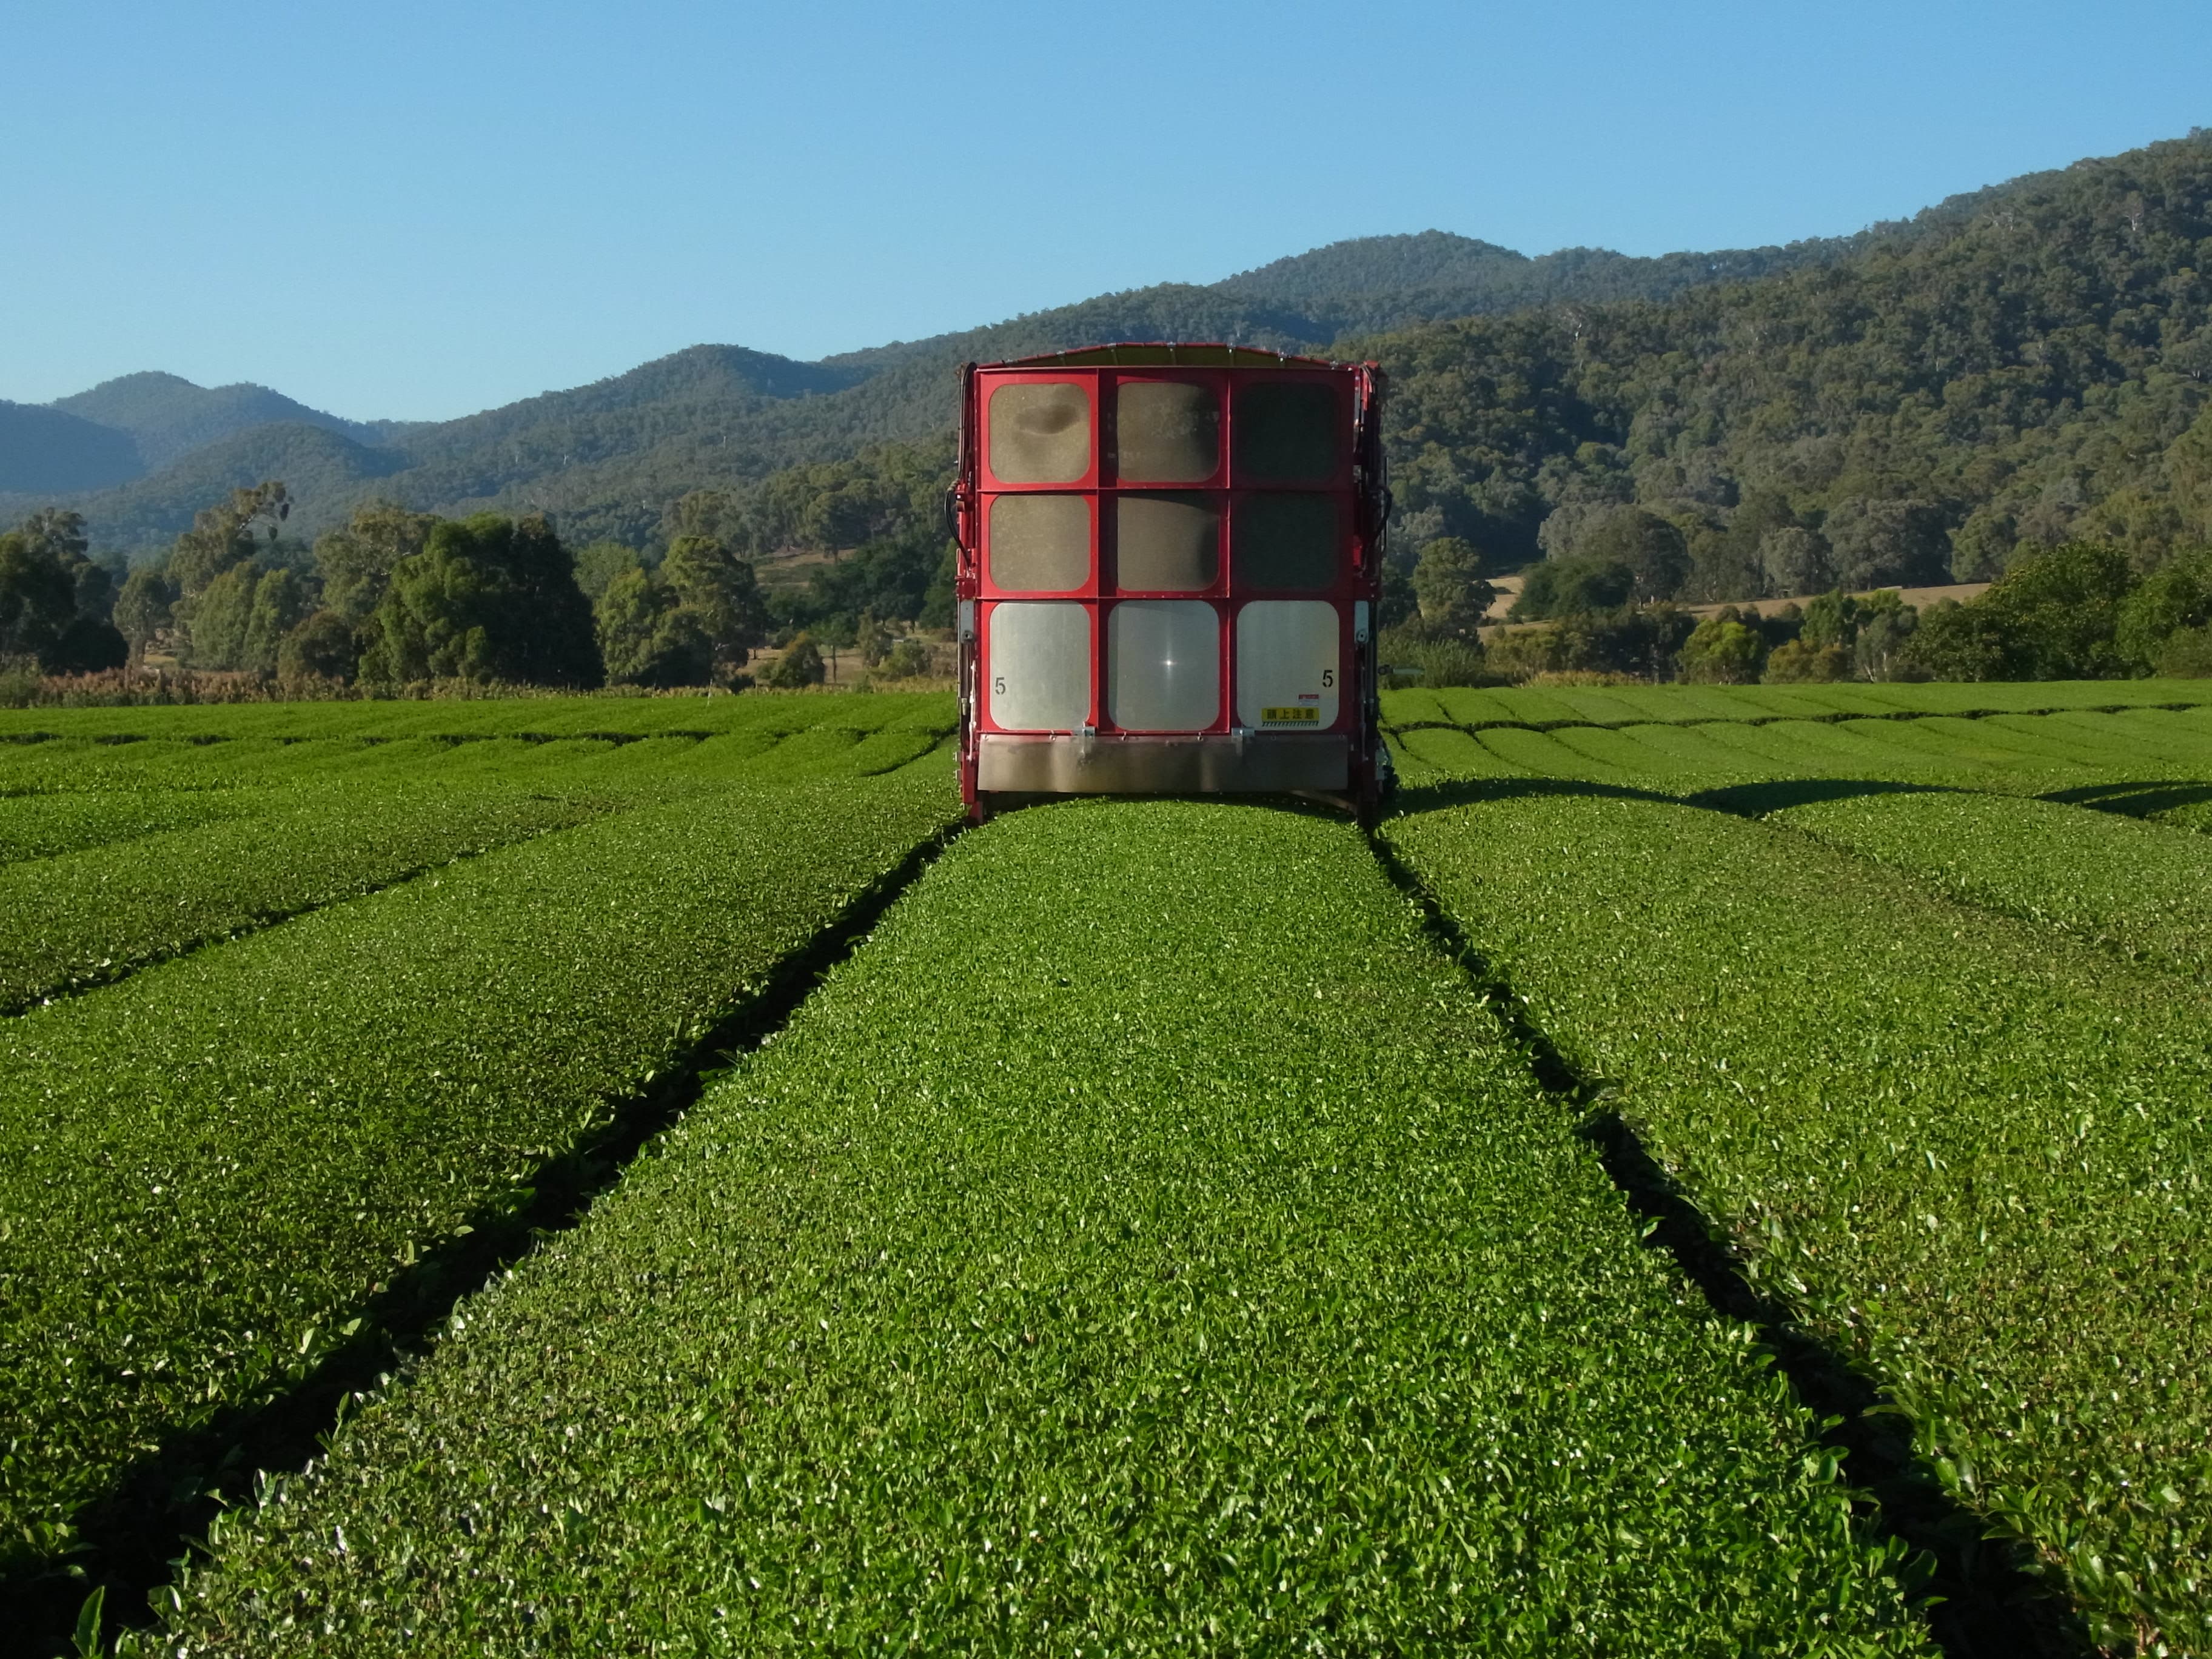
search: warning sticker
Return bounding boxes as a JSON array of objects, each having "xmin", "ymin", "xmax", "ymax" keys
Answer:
[{"xmin": 1261, "ymin": 706, "xmax": 1320, "ymax": 723}]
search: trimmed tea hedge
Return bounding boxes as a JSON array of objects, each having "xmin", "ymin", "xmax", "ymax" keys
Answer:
[
  {"xmin": 1386, "ymin": 790, "xmax": 2212, "ymax": 1653},
  {"xmin": 0, "ymin": 763, "xmax": 959, "ymax": 1580},
  {"xmin": 1730, "ymin": 785, "xmax": 2212, "ymax": 982},
  {"xmin": 151, "ymin": 802, "xmax": 1932, "ymax": 1655},
  {"xmin": 0, "ymin": 783, "xmax": 599, "ymax": 1010}
]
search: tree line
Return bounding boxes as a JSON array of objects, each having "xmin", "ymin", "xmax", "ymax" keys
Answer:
[
  {"xmin": 0, "ymin": 436, "xmax": 963, "ymax": 692},
  {"xmin": 1, "ymin": 487, "xmax": 757, "ymax": 691},
  {"xmin": 1381, "ymin": 535, "xmax": 2212, "ymax": 686}
]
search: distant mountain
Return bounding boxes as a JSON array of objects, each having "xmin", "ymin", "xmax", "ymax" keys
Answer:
[
  {"xmin": 38, "ymin": 424, "xmax": 409, "ymax": 554},
  {"xmin": 0, "ymin": 402, "xmax": 142, "ymax": 493},
  {"xmin": 8, "ymin": 135, "xmax": 2206, "ymax": 563},
  {"xmin": 1207, "ymin": 229, "xmax": 1871, "ymax": 338},
  {"xmin": 50, "ymin": 371, "xmax": 390, "ymax": 473}
]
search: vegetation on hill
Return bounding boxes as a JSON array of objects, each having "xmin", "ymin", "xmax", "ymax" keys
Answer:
[
  {"xmin": 0, "ymin": 403, "xmax": 142, "ymax": 494},
  {"xmin": 10, "ymin": 131, "xmax": 2212, "ymax": 692},
  {"xmin": 0, "ymin": 201, "xmax": 1966, "ymax": 552},
  {"xmin": 52, "ymin": 371, "xmax": 392, "ymax": 469},
  {"xmin": 1375, "ymin": 131, "xmax": 2212, "ymax": 592}
]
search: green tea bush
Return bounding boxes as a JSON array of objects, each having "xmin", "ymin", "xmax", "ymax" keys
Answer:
[
  {"xmin": 0, "ymin": 783, "xmax": 600, "ymax": 1009},
  {"xmin": 1387, "ymin": 792, "xmax": 2212, "ymax": 1652},
  {"xmin": 154, "ymin": 803, "xmax": 1932, "ymax": 1655},
  {"xmin": 1754, "ymin": 787, "xmax": 2212, "ymax": 980},
  {"xmin": 0, "ymin": 765, "xmax": 959, "ymax": 1578}
]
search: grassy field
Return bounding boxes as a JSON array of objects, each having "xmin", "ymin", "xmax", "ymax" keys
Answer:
[{"xmin": 2, "ymin": 682, "xmax": 2207, "ymax": 1655}]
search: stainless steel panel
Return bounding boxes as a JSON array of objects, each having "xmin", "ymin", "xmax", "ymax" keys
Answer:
[
  {"xmin": 987, "ymin": 602, "xmax": 1091, "ymax": 731},
  {"xmin": 1107, "ymin": 600, "xmax": 1219, "ymax": 732},
  {"xmin": 1236, "ymin": 600, "xmax": 1340, "ymax": 729},
  {"xmin": 977, "ymin": 732, "xmax": 1349, "ymax": 793}
]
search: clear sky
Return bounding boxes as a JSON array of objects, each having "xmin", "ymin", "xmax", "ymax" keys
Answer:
[{"xmin": 4, "ymin": 0, "xmax": 2207, "ymax": 421}]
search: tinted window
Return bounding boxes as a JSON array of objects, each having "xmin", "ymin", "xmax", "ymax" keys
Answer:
[
  {"xmin": 1115, "ymin": 380, "xmax": 1218, "ymax": 482},
  {"xmin": 988, "ymin": 494, "xmax": 1089, "ymax": 592},
  {"xmin": 1114, "ymin": 494, "xmax": 1218, "ymax": 592},
  {"xmin": 990, "ymin": 383, "xmax": 1090, "ymax": 483},
  {"xmin": 1233, "ymin": 494, "xmax": 1337, "ymax": 590},
  {"xmin": 1234, "ymin": 381, "xmax": 1339, "ymax": 481}
]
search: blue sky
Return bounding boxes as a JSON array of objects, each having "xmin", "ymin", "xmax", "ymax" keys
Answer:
[{"xmin": 4, "ymin": 0, "xmax": 2207, "ymax": 421}]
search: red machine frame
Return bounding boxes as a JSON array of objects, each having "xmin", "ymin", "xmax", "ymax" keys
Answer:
[{"xmin": 951, "ymin": 343, "xmax": 1390, "ymax": 823}]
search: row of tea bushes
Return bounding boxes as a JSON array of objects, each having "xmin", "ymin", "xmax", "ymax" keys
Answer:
[
  {"xmin": 0, "ymin": 763, "xmax": 960, "ymax": 1582},
  {"xmin": 0, "ymin": 783, "xmax": 600, "ymax": 1010},
  {"xmin": 149, "ymin": 803, "xmax": 1934, "ymax": 1655},
  {"xmin": 1386, "ymin": 793, "xmax": 2212, "ymax": 1652},
  {"xmin": 1721, "ymin": 785, "xmax": 2212, "ymax": 982},
  {"xmin": 0, "ymin": 786, "xmax": 252, "ymax": 867}
]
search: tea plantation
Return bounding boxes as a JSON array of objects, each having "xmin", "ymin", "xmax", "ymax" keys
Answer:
[{"xmin": 3, "ymin": 682, "xmax": 2208, "ymax": 1655}]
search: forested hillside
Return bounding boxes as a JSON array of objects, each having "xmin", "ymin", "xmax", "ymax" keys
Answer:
[
  {"xmin": 53, "ymin": 372, "xmax": 394, "ymax": 470},
  {"xmin": 1373, "ymin": 131, "xmax": 2212, "ymax": 592},
  {"xmin": 7, "ymin": 130, "xmax": 2210, "ymax": 592},
  {"xmin": 0, "ymin": 403, "xmax": 141, "ymax": 493},
  {"xmin": 0, "ymin": 223, "xmax": 1885, "ymax": 554}
]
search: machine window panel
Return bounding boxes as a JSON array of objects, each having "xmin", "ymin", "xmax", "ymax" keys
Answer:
[
  {"xmin": 1113, "ymin": 493, "xmax": 1218, "ymax": 592},
  {"xmin": 988, "ymin": 494, "xmax": 1090, "ymax": 592},
  {"xmin": 987, "ymin": 602, "xmax": 1091, "ymax": 731},
  {"xmin": 1233, "ymin": 381, "xmax": 1340, "ymax": 481},
  {"xmin": 1107, "ymin": 600, "xmax": 1219, "ymax": 732},
  {"xmin": 1114, "ymin": 380, "xmax": 1218, "ymax": 482},
  {"xmin": 989, "ymin": 383, "xmax": 1091, "ymax": 483},
  {"xmin": 1236, "ymin": 600, "xmax": 1340, "ymax": 729},
  {"xmin": 1232, "ymin": 493, "xmax": 1338, "ymax": 590}
]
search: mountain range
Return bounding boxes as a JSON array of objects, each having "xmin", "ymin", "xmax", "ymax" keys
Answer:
[
  {"xmin": 0, "ymin": 219, "xmax": 1920, "ymax": 558},
  {"xmin": 5, "ymin": 133, "xmax": 2208, "ymax": 574}
]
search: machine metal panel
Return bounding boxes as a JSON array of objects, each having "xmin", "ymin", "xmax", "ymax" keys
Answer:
[
  {"xmin": 1107, "ymin": 600, "xmax": 1219, "ymax": 731},
  {"xmin": 986, "ymin": 602, "xmax": 1091, "ymax": 731},
  {"xmin": 1236, "ymin": 600, "xmax": 1341, "ymax": 730},
  {"xmin": 976, "ymin": 732, "xmax": 1348, "ymax": 793}
]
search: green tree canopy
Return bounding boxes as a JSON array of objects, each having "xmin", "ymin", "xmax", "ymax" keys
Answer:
[
  {"xmin": 1409, "ymin": 537, "xmax": 1496, "ymax": 635},
  {"xmin": 594, "ymin": 568, "xmax": 714, "ymax": 688},
  {"xmin": 2117, "ymin": 545, "xmax": 2212, "ymax": 671},
  {"xmin": 1678, "ymin": 614, "xmax": 1767, "ymax": 683},
  {"xmin": 572, "ymin": 540, "xmax": 643, "ymax": 603},
  {"xmin": 0, "ymin": 512, "xmax": 129, "ymax": 673},
  {"xmin": 1580, "ymin": 508, "xmax": 1691, "ymax": 600},
  {"xmin": 186, "ymin": 565, "xmax": 311, "ymax": 674},
  {"xmin": 276, "ymin": 611, "xmax": 360, "ymax": 686},
  {"xmin": 1512, "ymin": 554, "xmax": 1635, "ymax": 620},
  {"xmin": 168, "ymin": 481, "xmax": 289, "ymax": 598},
  {"xmin": 661, "ymin": 535, "xmax": 768, "ymax": 671},
  {"xmin": 760, "ymin": 634, "xmax": 825, "ymax": 689},
  {"xmin": 112, "ymin": 568, "xmax": 176, "ymax": 664},
  {"xmin": 360, "ymin": 513, "xmax": 602, "ymax": 688},
  {"xmin": 312, "ymin": 502, "xmax": 438, "ymax": 622}
]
